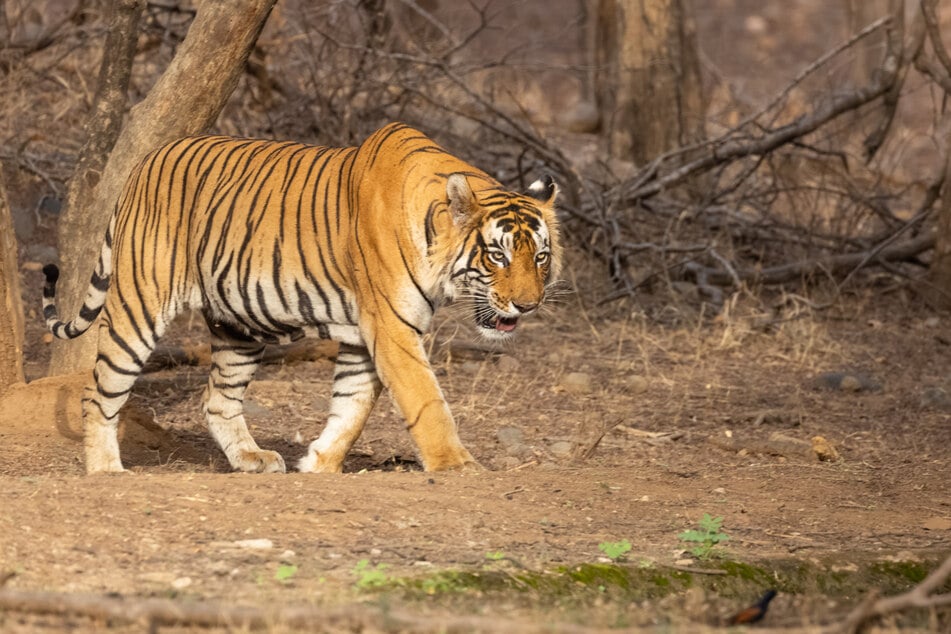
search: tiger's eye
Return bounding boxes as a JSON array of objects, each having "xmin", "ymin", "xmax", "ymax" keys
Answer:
[
  {"xmin": 535, "ymin": 252, "xmax": 550, "ymax": 266},
  {"xmin": 488, "ymin": 251, "xmax": 507, "ymax": 266}
]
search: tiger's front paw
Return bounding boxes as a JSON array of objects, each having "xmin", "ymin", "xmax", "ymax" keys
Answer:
[
  {"xmin": 423, "ymin": 447, "xmax": 484, "ymax": 472},
  {"xmin": 235, "ymin": 449, "xmax": 286, "ymax": 473}
]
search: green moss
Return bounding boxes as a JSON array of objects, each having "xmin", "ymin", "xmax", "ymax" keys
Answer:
[
  {"xmin": 869, "ymin": 561, "xmax": 929, "ymax": 584},
  {"xmin": 366, "ymin": 555, "xmax": 949, "ymax": 615}
]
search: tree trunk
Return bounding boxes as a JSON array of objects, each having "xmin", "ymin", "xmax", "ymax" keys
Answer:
[
  {"xmin": 0, "ymin": 168, "xmax": 25, "ymax": 393},
  {"xmin": 930, "ymin": 128, "xmax": 951, "ymax": 304},
  {"xmin": 595, "ymin": 0, "xmax": 704, "ymax": 165},
  {"xmin": 48, "ymin": 0, "xmax": 278, "ymax": 376}
]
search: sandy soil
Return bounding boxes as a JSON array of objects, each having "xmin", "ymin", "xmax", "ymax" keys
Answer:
[{"xmin": 1, "ymin": 282, "xmax": 950, "ymax": 632}]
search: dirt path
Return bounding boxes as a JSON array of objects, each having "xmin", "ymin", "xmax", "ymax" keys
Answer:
[{"xmin": 2, "ymin": 298, "xmax": 950, "ymax": 632}]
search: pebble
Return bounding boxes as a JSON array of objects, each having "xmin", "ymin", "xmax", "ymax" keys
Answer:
[
  {"xmin": 561, "ymin": 372, "xmax": 593, "ymax": 395},
  {"xmin": 549, "ymin": 440, "xmax": 574, "ymax": 459},
  {"xmin": 839, "ymin": 375, "xmax": 862, "ymax": 392},
  {"xmin": 920, "ymin": 387, "xmax": 951, "ymax": 411},
  {"xmin": 499, "ymin": 456, "xmax": 522, "ymax": 470},
  {"xmin": 813, "ymin": 371, "xmax": 880, "ymax": 393},
  {"xmin": 811, "ymin": 436, "xmax": 839, "ymax": 462},
  {"xmin": 495, "ymin": 355, "xmax": 520, "ymax": 372},
  {"xmin": 232, "ymin": 538, "xmax": 273, "ymax": 550},
  {"xmin": 496, "ymin": 426, "xmax": 524, "ymax": 448},
  {"xmin": 624, "ymin": 374, "xmax": 649, "ymax": 395},
  {"xmin": 171, "ymin": 577, "xmax": 192, "ymax": 590}
]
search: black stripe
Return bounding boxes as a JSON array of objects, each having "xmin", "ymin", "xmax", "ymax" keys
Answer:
[{"xmin": 397, "ymin": 236, "xmax": 435, "ymax": 313}]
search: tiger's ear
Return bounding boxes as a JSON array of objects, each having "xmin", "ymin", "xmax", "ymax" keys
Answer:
[
  {"xmin": 526, "ymin": 174, "xmax": 558, "ymax": 205},
  {"xmin": 447, "ymin": 173, "xmax": 479, "ymax": 224}
]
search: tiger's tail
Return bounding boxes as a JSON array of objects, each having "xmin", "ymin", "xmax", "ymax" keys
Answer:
[{"xmin": 42, "ymin": 222, "xmax": 114, "ymax": 340}]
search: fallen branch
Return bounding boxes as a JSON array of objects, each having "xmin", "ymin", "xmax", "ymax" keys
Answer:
[
  {"xmin": 837, "ymin": 553, "xmax": 951, "ymax": 634},
  {"xmin": 0, "ymin": 588, "xmax": 613, "ymax": 633},
  {"xmin": 694, "ymin": 231, "xmax": 934, "ymax": 288}
]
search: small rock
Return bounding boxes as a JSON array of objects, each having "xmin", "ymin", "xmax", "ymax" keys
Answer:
[
  {"xmin": 171, "ymin": 577, "xmax": 192, "ymax": 590},
  {"xmin": 813, "ymin": 371, "xmax": 880, "ymax": 393},
  {"xmin": 461, "ymin": 361, "xmax": 481, "ymax": 373},
  {"xmin": 495, "ymin": 355, "xmax": 520, "ymax": 372},
  {"xmin": 623, "ymin": 374, "xmax": 649, "ymax": 395},
  {"xmin": 920, "ymin": 387, "xmax": 951, "ymax": 411},
  {"xmin": 839, "ymin": 375, "xmax": 862, "ymax": 392},
  {"xmin": 766, "ymin": 432, "xmax": 813, "ymax": 459},
  {"xmin": 496, "ymin": 426, "xmax": 524, "ymax": 448},
  {"xmin": 549, "ymin": 440, "xmax": 574, "ymax": 459},
  {"xmin": 232, "ymin": 538, "xmax": 273, "ymax": 550},
  {"xmin": 499, "ymin": 456, "xmax": 522, "ymax": 470},
  {"xmin": 561, "ymin": 372, "xmax": 593, "ymax": 395},
  {"xmin": 811, "ymin": 436, "xmax": 839, "ymax": 462}
]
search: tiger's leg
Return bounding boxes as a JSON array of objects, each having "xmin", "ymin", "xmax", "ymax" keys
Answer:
[
  {"xmin": 298, "ymin": 343, "xmax": 383, "ymax": 473},
  {"xmin": 203, "ymin": 322, "xmax": 286, "ymax": 473},
  {"xmin": 369, "ymin": 326, "xmax": 478, "ymax": 472},
  {"xmin": 84, "ymin": 309, "xmax": 161, "ymax": 474}
]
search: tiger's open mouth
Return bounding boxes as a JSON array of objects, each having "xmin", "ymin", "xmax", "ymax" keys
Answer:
[{"xmin": 474, "ymin": 305, "xmax": 519, "ymax": 333}]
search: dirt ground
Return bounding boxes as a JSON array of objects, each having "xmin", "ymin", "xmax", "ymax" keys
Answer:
[{"xmin": 1, "ymin": 269, "xmax": 950, "ymax": 632}]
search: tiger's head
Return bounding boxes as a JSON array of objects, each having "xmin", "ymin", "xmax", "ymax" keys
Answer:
[{"xmin": 445, "ymin": 173, "xmax": 562, "ymax": 340}]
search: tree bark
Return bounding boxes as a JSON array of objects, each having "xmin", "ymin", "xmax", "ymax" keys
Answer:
[
  {"xmin": 595, "ymin": 0, "xmax": 704, "ymax": 165},
  {"xmin": 0, "ymin": 168, "xmax": 25, "ymax": 393},
  {"xmin": 49, "ymin": 0, "xmax": 278, "ymax": 376},
  {"xmin": 930, "ymin": 127, "xmax": 951, "ymax": 304}
]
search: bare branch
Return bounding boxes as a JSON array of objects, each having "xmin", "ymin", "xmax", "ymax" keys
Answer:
[{"xmin": 838, "ymin": 554, "xmax": 951, "ymax": 634}]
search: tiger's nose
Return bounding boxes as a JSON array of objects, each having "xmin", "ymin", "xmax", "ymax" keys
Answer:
[{"xmin": 512, "ymin": 301, "xmax": 539, "ymax": 314}]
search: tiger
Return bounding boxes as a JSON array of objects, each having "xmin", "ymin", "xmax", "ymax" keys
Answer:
[{"xmin": 41, "ymin": 122, "xmax": 562, "ymax": 475}]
